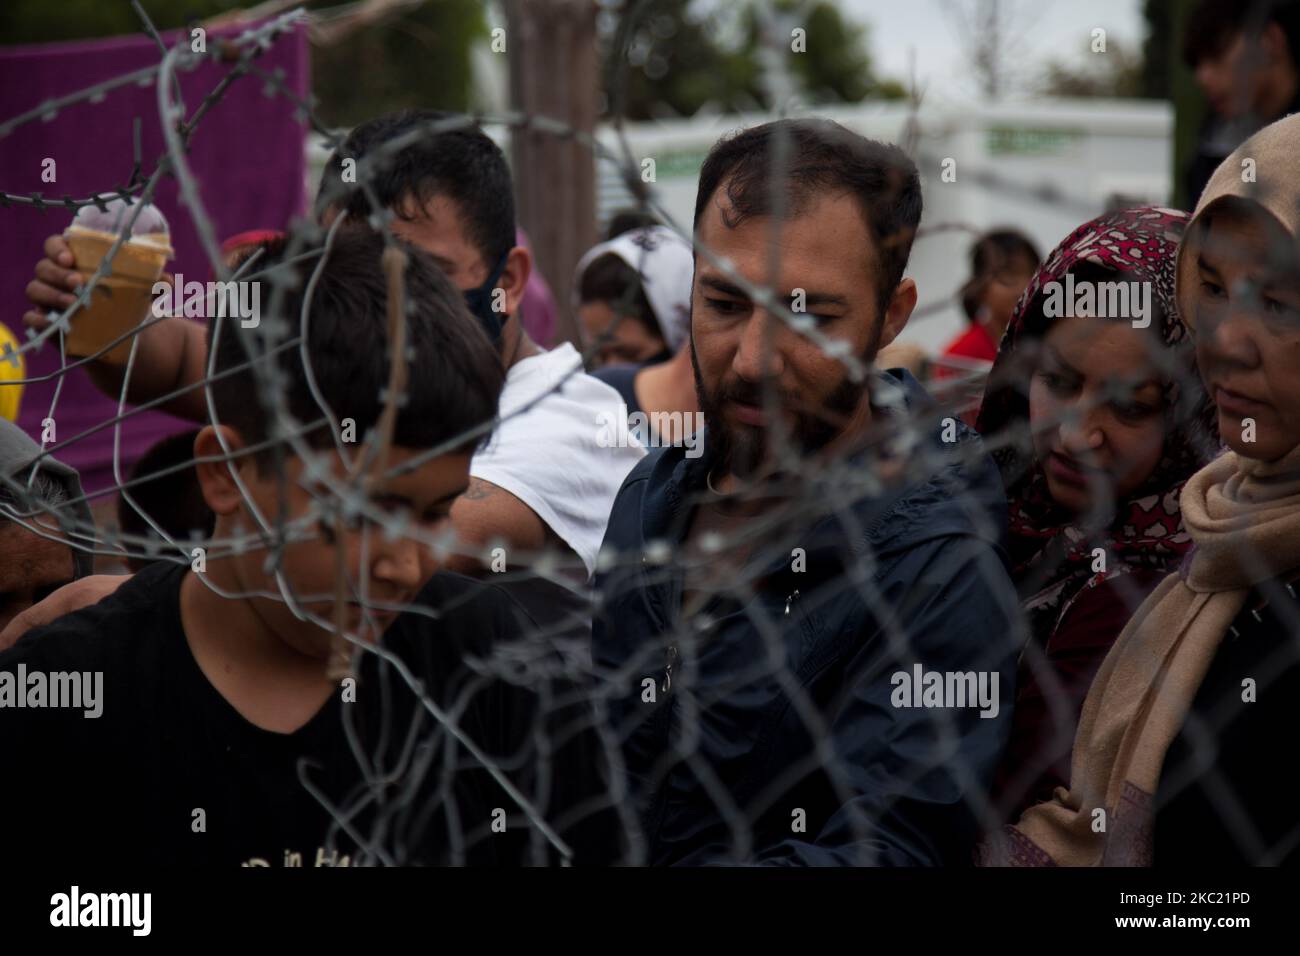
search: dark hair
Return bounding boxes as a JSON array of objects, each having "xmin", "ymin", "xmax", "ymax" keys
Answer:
[
  {"xmin": 960, "ymin": 229, "xmax": 1041, "ymax": 321},
  {"xmin": 209, "ymin": 226, "xmax": 504, "ymax": 471},
  {"xmin": 316, "ymin": 109, "xmax": 516, "ymax": 269},
  {"xmin": 605, "ymin": 208, "xmax": 661, "ymax": 240},
  {"xmin": 692, "ymin": 118, "xmax": 923, "ymax": 316},
  {"xmin": 577, "ymin": 252, "xmax": 662, "ymax": 340},
  {"xmin": 118, "ymin": 428, "xmax": 214, "ymax": 572},
  {"xmin": 1183, "ymin": 0, "xmax": 1300, "ymax": 68}
]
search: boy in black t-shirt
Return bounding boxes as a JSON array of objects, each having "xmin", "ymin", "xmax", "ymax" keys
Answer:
[{"xmin": 0, "ymin": 228, "xmax": 620, "ymax": 865}]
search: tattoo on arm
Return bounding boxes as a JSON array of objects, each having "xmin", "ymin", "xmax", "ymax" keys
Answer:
[{"xmin": 461, "ymin": 478, "xmax": 498, "ymax": 501}]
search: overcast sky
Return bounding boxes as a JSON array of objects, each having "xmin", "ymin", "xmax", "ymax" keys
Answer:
[{"xmin": 840, "ymin": 0, "xmax": 1146, "ymax": 103}]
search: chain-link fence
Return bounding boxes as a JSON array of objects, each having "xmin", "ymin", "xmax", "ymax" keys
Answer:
[{"xmin": 0, "ymin": 0, "xmax": 1296, "ymax": 872}]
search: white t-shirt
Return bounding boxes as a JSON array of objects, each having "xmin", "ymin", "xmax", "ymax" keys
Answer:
[{"xmin": 470, "ymin": 343, "xmax": 646, "ymax": 579}]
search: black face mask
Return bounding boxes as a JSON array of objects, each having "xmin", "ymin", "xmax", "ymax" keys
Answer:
[{"xmin": 463, "ymin": 251, "xmax": 510, "ymax": 343}]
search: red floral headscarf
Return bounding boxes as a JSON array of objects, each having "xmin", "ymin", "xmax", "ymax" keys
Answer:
[{"xmin": 974, "ymin": 207, "xmax": 1220, "ymax": 628}]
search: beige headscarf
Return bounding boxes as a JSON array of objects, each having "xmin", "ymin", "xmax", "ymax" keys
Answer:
[{"xmin": 985, "ymin": 112, "xmax": 1300, "ymax": 867}]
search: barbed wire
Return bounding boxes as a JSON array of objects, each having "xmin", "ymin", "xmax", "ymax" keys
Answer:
[{"xmin": 0, "ymin": 0, "xmax": 1291, "ymax": 869}]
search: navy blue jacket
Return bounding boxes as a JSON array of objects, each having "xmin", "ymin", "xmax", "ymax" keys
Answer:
[{"xmin": 592, "ymin": 371, "xmax": 1023, "ymax": 865}]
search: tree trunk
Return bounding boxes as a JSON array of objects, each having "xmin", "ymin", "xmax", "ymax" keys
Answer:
[{"xmin": 507, "ymin": 0, "xmax": 598, "ymax": 349}]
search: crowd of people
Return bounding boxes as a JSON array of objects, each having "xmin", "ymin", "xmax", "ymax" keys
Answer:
[{"xmin": 1, "ymin": 2, "xmax": 1299, "ymax": 868}]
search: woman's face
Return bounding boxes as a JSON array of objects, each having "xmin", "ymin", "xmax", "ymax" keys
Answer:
[
  {"xmin": 1189, "ymin": 205, "xmax": 1300, "ymax": 462},
  {"xmin": 1029, "ymin": 314, "xmax": 1168, "ymax": 515}
]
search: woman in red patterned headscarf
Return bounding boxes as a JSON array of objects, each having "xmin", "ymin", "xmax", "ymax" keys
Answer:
[{"xmin": 974, "ymin": 206, "xmax": 1220, "ymax": 823}]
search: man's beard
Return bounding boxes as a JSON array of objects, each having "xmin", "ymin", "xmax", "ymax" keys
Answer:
[{"xmin": 690, "ymin": 334, "xmax": 875, "ymax": 480}]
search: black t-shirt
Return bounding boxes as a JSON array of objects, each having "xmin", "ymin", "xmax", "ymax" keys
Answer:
[{"xmin": 0, "ymin": 561, "xmax": 621, "ymax": 866}]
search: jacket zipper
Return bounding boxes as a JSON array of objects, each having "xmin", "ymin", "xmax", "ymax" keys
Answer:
[
  {"xmin": 642, "ymin": 556, "xmax": 686, "ymax": 861},
  {"xmin": 661, "ymin": 642, "xmax": 678, "ymax": 694}
]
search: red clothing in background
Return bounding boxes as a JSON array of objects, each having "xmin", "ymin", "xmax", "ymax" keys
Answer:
[
  {"xmin": 941, "ymin": 322, "xmax": 998, "ymax": 366},
  {"xmin": 933, "ymin": 323, "xmax": 998, "ymax": 424}
]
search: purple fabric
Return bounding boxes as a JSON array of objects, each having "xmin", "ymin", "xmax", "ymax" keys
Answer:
[
  {"xmin": 0, "ymin": 22, "xmax": 309, "ymax": 498},
  {"xmin": 516, "ymin": 226, "xmax": 557, "ymax": 347}
]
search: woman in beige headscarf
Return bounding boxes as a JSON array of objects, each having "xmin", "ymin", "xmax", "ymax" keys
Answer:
[{"xmin": 983, "ymin": 111, "xmax": 1300, "ymax": 867}]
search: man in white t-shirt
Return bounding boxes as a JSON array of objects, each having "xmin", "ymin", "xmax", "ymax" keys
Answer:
[
  {"xmin": 471, "ymin": 343, "xmax": 643, "ymax": 580},
  {"xmin": 21, "ymin": 110, "xmax": 644, "ymax": 597}
]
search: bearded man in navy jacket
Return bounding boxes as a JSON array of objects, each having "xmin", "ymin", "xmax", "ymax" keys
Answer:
[{"xmin": 592, "ymin": 119, "xmax": 1024, "ymax": 866}]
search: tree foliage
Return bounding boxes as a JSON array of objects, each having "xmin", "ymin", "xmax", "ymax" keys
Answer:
[
  {"xmin": 601, "ymin": 0, "xmax": 904, "ymax": 121},
  {"xmin": 0, "ymin": 0, "xmax": 485, "ymax": 126}
]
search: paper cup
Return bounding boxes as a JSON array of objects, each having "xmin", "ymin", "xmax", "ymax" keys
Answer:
[{"xmin": 61, "ymin": 226, "xmax": 173, "ymax": 365}]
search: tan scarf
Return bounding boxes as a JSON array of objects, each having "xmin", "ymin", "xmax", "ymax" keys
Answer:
[
  {"xmin": 984, "ymin": 112, "xmax": 1300, "ymax": 866},
  {"xmin": 988, "ymin": 445, "xmax": 1300, "ymax": 866}
]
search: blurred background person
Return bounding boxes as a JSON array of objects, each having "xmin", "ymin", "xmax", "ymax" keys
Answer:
[
  {"xmin": 516, "ymin": 226, "xmax": 559, "ymax": 348},
  {"xmin": 574, "ymin": 224, "xmax": 692, "ymax": 371},
  {"xmin": 929, "ymin": 229, "xmax": 1039, "ymax": 422},
  {"xmin": 944, "ymin": 229, "xmax": 1041, "ymax": 369},
  {"xmin": 1183, "ymin": 0, "xmax": 1300, "ymax": 203},
  {"xmin": 574, "ymin": 224, "xmax": 700, "ymax": 447}
]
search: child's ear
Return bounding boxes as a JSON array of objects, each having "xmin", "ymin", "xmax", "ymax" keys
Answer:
[{"xmin": 193, "ymin": 425, "xmax": 253, "ymax": 516}]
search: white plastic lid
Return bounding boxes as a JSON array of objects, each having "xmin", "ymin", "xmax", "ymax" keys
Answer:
[{"xmin": 72, "ymin": 196, "xmax": 169, "ymax": 237}]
